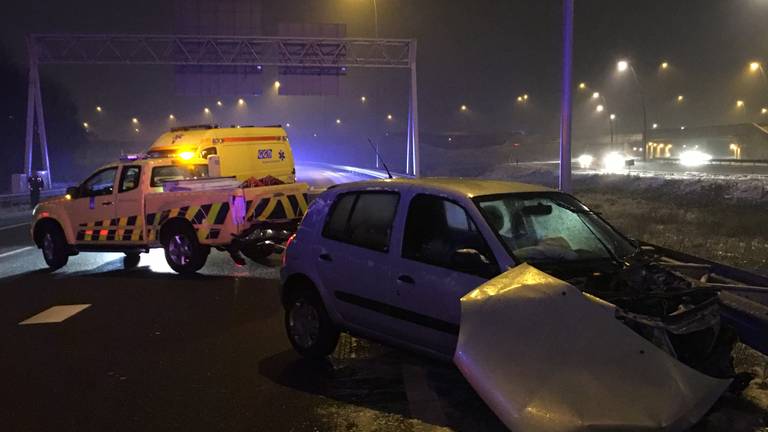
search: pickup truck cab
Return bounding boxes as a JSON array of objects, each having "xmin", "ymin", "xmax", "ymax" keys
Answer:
[{"xmin": 32, "ymin": 155, "xmax": 308, "ymax": 273}]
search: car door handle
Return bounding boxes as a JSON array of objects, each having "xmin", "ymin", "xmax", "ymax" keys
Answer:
[
  {"xmin": 397, "ymin": 274, "xmax": 415, "ymax": 284},
  {"xmin": 319, "ymin": 253, "xmax": 333, "ymax": 262},
  {"xmin": 101, "ymin": 201, "xmax": 113, "ymax": 206}
]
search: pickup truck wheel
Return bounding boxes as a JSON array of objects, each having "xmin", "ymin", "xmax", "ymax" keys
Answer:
[
  {"xmin": 40, "ymin": 226, "xmax": 68, "ymax": 270},
  {"xmin": 123, "ymin": 252, "xmax": 141, "ymax": 269},
  {"xmin": 285, "ymin": 289, "xmax": 339, "ymax": 359},
  {"xmin": 163, "ymin": 226, "xmax": 208, "ymax": 274}
]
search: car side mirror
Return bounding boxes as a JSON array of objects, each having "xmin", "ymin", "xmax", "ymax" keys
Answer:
[
  {"xmin": 65, "ymin": 186, "xmax": 80, "ymax": 199},
  {"xmin": 451, "ymin": 248, "xmax": 495, "ymax": 277}
]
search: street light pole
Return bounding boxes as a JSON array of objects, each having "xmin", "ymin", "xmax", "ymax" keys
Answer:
[
  {"xmin": 609, "ymin": 115, "xmax": 615, "ymax": 149},
  {"xmin": 558, "ymin": 0, "xmax": 574, "ymax": 192},
  {"xmin": 619, "ymin": 62, "xmax": 648, "ymax": 161},
  {"xmin": 371, "ymin": 0, "xmax": 379, "ymax": 38}
]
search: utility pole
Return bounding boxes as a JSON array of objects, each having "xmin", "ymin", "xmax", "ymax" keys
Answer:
[{"xmin": 559, "ymin": 0, "xmax": 574, "ymax": 192}]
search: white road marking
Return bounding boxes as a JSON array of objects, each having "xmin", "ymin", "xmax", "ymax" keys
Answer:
[
  {"xmin": 0, "ymin": 222, "xmax": 31, "ymax": 232},
  {"xmin": 402, "ymin": 364, "xmax": 449, "ymax": 426},
  {"xmin": 0, "ymin": 246, "xmax": 34, "ymax": 259},
  {"xmin": 19, "ymin": 304, "xmax": 91, "ymax": 325}
]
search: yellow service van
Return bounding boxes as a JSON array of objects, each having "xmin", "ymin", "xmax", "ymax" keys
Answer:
[{"xmin": 147, "ymin": 125, "xmax": 296, "ymax": 184}]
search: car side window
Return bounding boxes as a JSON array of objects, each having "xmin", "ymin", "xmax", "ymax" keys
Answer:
[
  {"xmin": 402, "ymin": 194, "xmax": 497, "ymax": 276},
  {"xmin": 80, "ymin": 167, "xmax": 118, "ymax": 197},
  {"xmin": 322, "ymin": 192, "xmax": 400, "ymax": 252},
  {"xmin": 118, "ymin": 166, "xmax": 141, "ymax": 193}
]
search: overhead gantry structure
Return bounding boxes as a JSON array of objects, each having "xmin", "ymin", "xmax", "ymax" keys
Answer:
[{"xmin": 25, "ymin": 33, "xmax": 420, "ymax": 182}]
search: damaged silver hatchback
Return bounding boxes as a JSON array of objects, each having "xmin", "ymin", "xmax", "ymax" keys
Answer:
[{"xmin": 280, "ymin": 178, "xmax": 736, "ymax": 431}]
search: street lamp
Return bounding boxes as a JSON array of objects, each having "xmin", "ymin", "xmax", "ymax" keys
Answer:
[
  {"xmin": 132, "ymin": 117, "xmax": 139, "ymax": 124},
  {"xmin": 677, "ymin": 95, "xmax": 684, "ymax": 103},
  {"xmin": 592, "ymin": 91, "xmax": 600, "ymax": 99},
  {"xmin": 460, "ymin": 104, "xmax": 468, "ymax": 112},
  {"xmin": 748, "ymin": 61, "xmax": 768, "ymax": 90},
  {"xmin": 660, "ymin": 61, "xmax": 669, "ymax": 70},
  {"xmin": 578, "ymin": 82, "xmax": 587, "ymax": 90},
  {"xmin": 361, "ymin": 96, "xmax": 367, "ymax": 103},
  {"xmin": 736, "ymin": 100, "xmax": 745, "ymax": 108},
  {"xmin": 237, "ymin": 98, "xmax": 246, "ymax": 106},
  {"xmin": 387, "ymin": 114, "xmax": 393, "ymax": 120},
  {"xmin": 617, "ymin": 59, "xmax": 649, "ymax": 161},
  {"xmin": 169, "ymin": 114, "xmax": 175, "ymax": 120},
  {"xmin": 96, "ymin": 106, "xmax": 102, "ymax": 112},
  {"xmin": 596, "ymin": 104, "xmax": 604, "ymax": 112}
]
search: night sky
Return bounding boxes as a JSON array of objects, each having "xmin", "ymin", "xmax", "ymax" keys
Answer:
[{"xmin": 2, "ymin": 0, "xmax": 768, "ymax": 172}]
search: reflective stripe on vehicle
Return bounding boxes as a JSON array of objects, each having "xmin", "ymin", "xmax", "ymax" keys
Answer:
[{"xmin": 245, "ymin": 192, "xmax": 308, "ymax": 222}]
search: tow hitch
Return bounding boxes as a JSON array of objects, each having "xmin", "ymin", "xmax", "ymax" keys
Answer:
[{"xmin": 226, "ymin": 221, "xmax": 297, "ymax": 264}]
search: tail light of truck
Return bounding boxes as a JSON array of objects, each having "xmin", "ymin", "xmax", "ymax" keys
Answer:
[{"xmin": 282, "ymin": 233, "xmax": 296, "ymax": 267}]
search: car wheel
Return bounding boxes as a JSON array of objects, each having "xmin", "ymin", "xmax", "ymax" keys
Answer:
[
  {"xmin": 40, "ymin": 225, "xmax": 68, "ymax": 270},
  {"xmin": 124, "ymin": 252, "xmax": 141, "ymax": 269},
  {"xmin": 163, "ymin": 225, "xmax": 208, "ymax": 274},
  {"xmin": 285, "ymin": 289, "xmax": 339, "ymax": 359}
]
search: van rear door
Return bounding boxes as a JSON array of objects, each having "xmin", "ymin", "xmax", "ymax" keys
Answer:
[{"xmin": 216, "ymin": 133, "xmax": 295, "ymax": 183}]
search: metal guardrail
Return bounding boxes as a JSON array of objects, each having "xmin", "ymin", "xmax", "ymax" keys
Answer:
[
  {"xmin": 0, "ymin": 189, "xmax": 65, "ymax": 209},
  {"xmin": 652, "ymin": 158, "xmax": 768, "ymax": 166}
]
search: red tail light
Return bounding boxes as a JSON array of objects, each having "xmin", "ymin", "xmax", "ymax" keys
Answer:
[{"xmin": 282, "ymin": 233, "xmax": 296, "ymax": 267}]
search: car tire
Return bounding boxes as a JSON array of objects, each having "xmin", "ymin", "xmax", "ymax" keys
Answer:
[
  {"xmin": 284, "ymin": 288, "xmax": 340, "ymax": 359},
  {"xmin": 163, "ymin": 225, "xmax": 208, "ymax": 274},
  {"xmin": 124, "ymin": 252, "xmax": 141, "ymax": 269},
  {"xmin": 40, "ymin": 224, "xmax": 69, "ymax": 270}
]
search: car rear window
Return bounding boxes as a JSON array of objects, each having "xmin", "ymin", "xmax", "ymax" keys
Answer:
[
  {"xmin": 322, "ymin": 192, "xmax": 399, "ymax": 252},
  {"xmin": 150, "ymin": 165, "xmax": 209, "ymax": 187}
]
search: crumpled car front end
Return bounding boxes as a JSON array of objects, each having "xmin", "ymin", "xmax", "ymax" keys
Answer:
[{"xmin": 454, "ymin": 263, "xmax": 733, "ymax": 432}]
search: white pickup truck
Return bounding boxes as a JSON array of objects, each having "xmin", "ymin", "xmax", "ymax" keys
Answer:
[{"xmin": 31, "ymin": 155, "xmax": 308, "ymax": 273}]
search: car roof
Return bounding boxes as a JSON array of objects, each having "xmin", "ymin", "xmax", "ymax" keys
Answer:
[
  {"xmin": 330, "ymin": 177, "xmax": 555, "ymax": 199},
  {"xmin": 149, "ymin": 126, "xmax": 287, "ymax": 151},
  {"xmin": 95, "ymin": 157, "xmax": 199, "ymax": 171}
]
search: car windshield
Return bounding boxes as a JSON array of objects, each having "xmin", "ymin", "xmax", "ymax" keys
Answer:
[
  {"xmin": 150, "ymin": 164, "xmax": 209, "ymax": 187},
  {"xmin": 475, "ymin": 192, "xmax": 636, "ymax": 264}
]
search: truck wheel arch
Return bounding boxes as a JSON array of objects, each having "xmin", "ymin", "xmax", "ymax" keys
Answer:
[{"xmin": 282, "ymin": 273, "xmax": 319, "ymax": 308}]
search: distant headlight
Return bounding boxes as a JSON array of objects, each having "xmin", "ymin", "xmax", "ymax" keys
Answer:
[
  {"xmin": 577, "ymin": 154, "xmax": 594, "ymax": 169},
  {"xmin": 602, "ymin": 151, "xmax": 626, "ymax": 172},
  {"xmin": 679, "ymin": 150, "xmax": 712, "ymax": 167}
]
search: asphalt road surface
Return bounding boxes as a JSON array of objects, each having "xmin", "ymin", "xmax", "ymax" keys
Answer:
[{"xmin": 0, "ymin": 221, "xmax": 509, "ymax": 432}]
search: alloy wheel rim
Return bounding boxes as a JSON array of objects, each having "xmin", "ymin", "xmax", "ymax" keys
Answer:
[
  {"xmin": 288, "ymin": 301, "xmax": 320, "ymax": 349},
  {"xmin": 42, "ymin": 233, "xmax": 55, "ymax": 261},
  {"xmin": 168, "ymin": 234, "xmax": 192, "ymax": 266}
]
